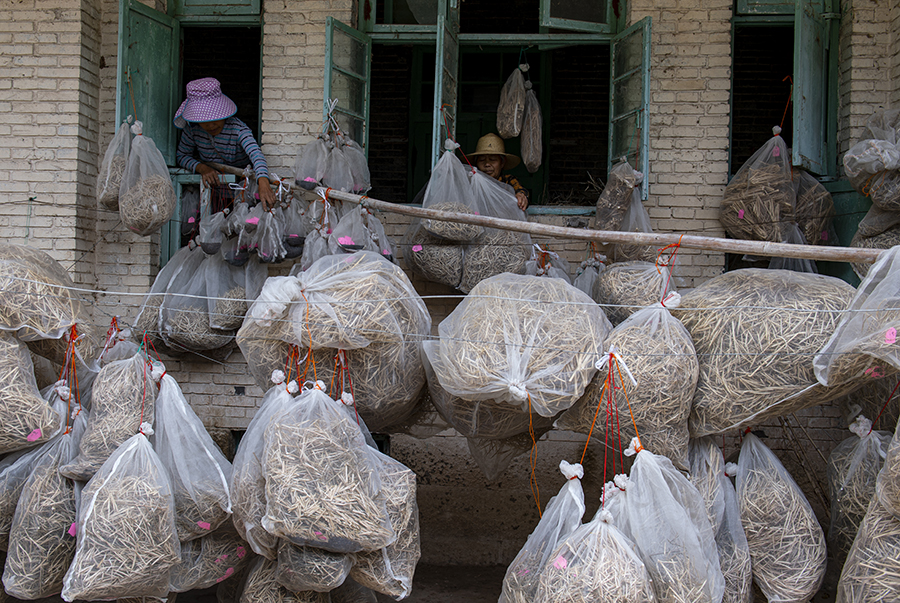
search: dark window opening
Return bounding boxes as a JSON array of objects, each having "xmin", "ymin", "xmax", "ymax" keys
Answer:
[{"xmin": 376, "ymin": 0, "xmax": 540, "ymax": 33}]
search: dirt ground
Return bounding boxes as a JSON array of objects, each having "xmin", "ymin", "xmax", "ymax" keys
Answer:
[{"xmin": 374, "ymin": 565, "xmax": 506, "ymax": 603}]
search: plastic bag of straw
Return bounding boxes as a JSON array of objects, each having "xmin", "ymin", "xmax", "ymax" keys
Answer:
[
  {"xmin": 876, "ymin": 412, "xmax": 900, "ymax": 520},
  {"xmin": 61, "ymin": 431, "xmax": 181, "ymax": 602},
  {"xmin": 293, "ymin": 134, "xmax": 329, "ymax": 190},
  {"xmin": 97, "ymin": 118, "xmax": 132, "ymax": 210},
  {"xmin": 349, "ymin": 449, "xmax": 420, "ymax": 599},
  {"xmin": 815, "ymin": 246, "xmax": 900, "ymax": 388},
  {"xmin": 611, "ymin": 188, "xmax": 658, "ymax": 264},
  {"xmin": 557, "ymin": 293, "xmax": 697, "ymax": 470},
  {"xmin": 2, "ymin": 406, "xmax": 85, "ymax": 599},
  {"xmin": 596, "ymin": 260, "xmax": 674, "ymax": 326},
  {"xmin": 275, "ymin": 542, "xmax": 352, "ymax": 593},
  {"xmin": 134, "ymin": 245, "xmax": 195, "ymax": 348},
  {"xmin": 239, "ymin": 557, "xmax": 330, "ymax": 603},
  {"xmin": 424, "ymin": 273, "xmax": 611, "ymax": 417},
  {"xmin": 835, "ymin": 497, "xmax": 900, "ymax": 602},
  {"xmin": 0, "ymin": 443, "xmax": 49, "ymax": 549},
  {"xmin": 499, "ymin": 460, "xmax": 586, "ymax": 603},
  {"xmin": 521, "ymin": 81, "xmax": 542, "ymax": 173},
  {"xmin": 593, "ymin": 159, "xmax": 641, "ymax": 232},
  {"xmin": 119, "ymin": 121, "xmax": 177, "ymax": 236},
  {"xmin": 617, "ymin": 440, "xmax": 724, "ymax": 603},
  {"xmin": 169, "ymin": 525, "xmax": 251, "ymax": 593},
  {"xmin": 153, "ymin": 374, "xmax": 232, "ymax": 541},
  {"xmin": 688, "ymin": 438, "xmax": 752, "ymax": 603},
  {"xmin": 497, "ymin": 65, "xmax": 528, "ymax": 138},
  {"xmin": 533, "ymin": 496, "xmax": 656, "ymax": 603},
  {"xmin": 827, "ymin": 415, "xmax": 892, "ymax": 564},
  {"xmin": 60, "ymin": 351, "xmax": 161, "ymax": 481},
  {"xmin": 262, "ymin": 385, "xmax": 394, "ymax": 553},
  {"xmin": 206, "ymin": 252, "xmax": 266, "ymax": 332},
  {"xmin": 768, "ymin": 222, "xmax": 818, "ymax": 273},
  {"xmin": 283, "ymin": 196, "xmax": 310, "ymax": 256},
  {"xmin": 792, "ymin": 169, "xmax": 836, "ymax": 246},
  {"xmin": 421, "ymin": 147, "xmax": 484, "ymax": 242},
  {"xmin": 0, "ymin": 331, "xmax": 61, "ymax": 454},
  {"xmin": 247, "ymin": 207, "xmax": 287, "ymax": 264},
  {"xmin": 231, "ymin": 382, "xmax": 296, "ymax": 559},
  {"xmin": 720, "ymin": 126, "xmax": 794, "ymax": 243},
  {"xmin": 572, "ymin": 256, "xmax": 605, "ymax": 303},
  {"xmin": 849, "ymin": 226, "xmax": 900, "ymax": 280},
  {"xmin": 402, "ymin": 220, "xmax": 465, "ymax": 288},
  {"xmin": 672, "ymin": 269, "xmax": 858, "ymax": 436},
  {"xmin": 735, "ymin": 433, "xmax": 826, "ymax": 602},
  {"xmin": 524, "ymin": 245, "xmax": 571, "ymax": 283}
]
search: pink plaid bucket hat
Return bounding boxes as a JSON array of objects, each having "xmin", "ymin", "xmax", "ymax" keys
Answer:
[{"xmin": 173, "ymin": 78, "xmax": 238, "ymax": 129}]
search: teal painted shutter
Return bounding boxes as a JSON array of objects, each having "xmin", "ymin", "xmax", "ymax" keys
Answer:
[
  {"xmin": 793, "ymin": 0, "xmax": 828, "ymax": 175},
  {"xmin": 324, "ymin": 18, "xmax": 372, "ymax": 153},
  {"xmin": 431, "ymin": 0, "xmax": 460, "ymax": 168},
  {"xmin": 117, "ymin": 0, "xmax": 180, "ymax": 165},
  {"xmin": 736, "ymin": 0, "xmax": 795, "ymax": 15},
  {"xmin": 170, "ymin": 0, "xmax": 260, "ymax": 18},
  {"xmin": 609, "ymin": 17, "xmax": 651, "ymax": 199},
  {"xmin": 539, "ymin": 0, "xmax": 614, "ymax": 34}
]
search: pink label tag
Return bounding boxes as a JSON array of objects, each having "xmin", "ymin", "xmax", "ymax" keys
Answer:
[
  {"xmin": 26, "ymin": 429, "xmax": 42, "ymax": 442},
  {"xmin": 516, "ymin": 568, "xmax": 530, "ymax": 577},
  {"xmin": 737, "ymin": 209, "xmax": 745, "ymax": 220},
  {"xmin": 246, "ymin": 217, "xmax": 260, "ymax": 226},
  {"xmin": 188, "ymin": 217, "xmax": 195, "ymax": 223},
  {"xmin": 304, "ymin": 177, "xmax": 317, "ymax": 183},
  {"xmin": 236, "ymin": 546, "xmax": 246, "ymax": 559},
  {"xmin": 887, "ymin": 328, "xmax": 897, "ymax": 345},
  {"xmin": 67, "ymin": 522, "xmax": 77, "ymax": 537},
  {"xmin": 382, "ymin": 249, "xmax": 390, "ymax": 256},
  {"xmin": 553, "ymin": 556, "xmax": 567, "ymax": 570},
  {"xmin": 866, "ymin": 366, "xmax": 885, "ymax": 378},
  {"xmin": 315, "ymin": 531, "xmax": 328, "ymax": 541},
  {"xmin": 412, "ymin": 244, "xmax": 423, "ymax": 252},
  {"xmin": 216, "ymin": 567, "xmax": 235, "ymax": 583},
  {"xmin": 197, "ymin": 521, "xmax": 212, "ymax": 530},
  {"xmin": 473, "ymin": 211, "xmax": 480, "ymax": 215},
  {"xmin": 338, "ymin": 236, "xmax": 355, "ymax": 246},
  {"xmin": 821, "ymin": 231, "xmax": 828, "ymax": 241},
  {"xmin": 215, "ymin": 554, "xmax": 229, "ymax": 564},
  {"xmin": 773, "ymin": 147, "xmax": 781, "ymax": 157}
]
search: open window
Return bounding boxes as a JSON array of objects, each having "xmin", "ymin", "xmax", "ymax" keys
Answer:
[
  {"xmin": 539, "ymin": 0, "xmax": 616, "ymax": 34},
  {"xmin": 325, "ymin": 18, "xmax": 373, "ymax": 151}
]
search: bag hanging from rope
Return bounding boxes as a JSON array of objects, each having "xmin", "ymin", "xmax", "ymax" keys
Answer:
[
  {"xmin": 521, "ymin": 81, "xmax": 542, "ymax": 173},
  {"xmin": 168, "ymin": 524, "xmax": 251, "ymax": 593},
  {"xmin": 499, "ymin": 460, "xmax": 586, "ymax": 603},
  {"xmin": 572, "ymin": 254, "xmax": 606, "ymax": 303},
  {"xmin": 420, "ymin": 145, "xmax": 484, "ymax": 242},
  {"xmin": 275, "ymin": 542, "xmax": 352, "ymax": 593},
  {"xmin": 610, "ymin": 188, "xmax": 657, "ymax": 264},
  {"xmin": 497, "ymin": 64, "xmax": 528, "ymax": 139},
  {"xmin": 736, "ymin": 433, "xmax": 827, "ymax": 603},
  {"xmin": 593, "ymin": 159, "xmax": 641, "ymax": 232},
  {"xmin": 0, "ymin": 442, "xmax": 51, "ymax": 550},
  {"xmin": 767, "ymin": 222, "xmax": 818, "ymax": 273},
  {"xmin": 205, "ymin": 252, "xmax": 266, "ymax": 332},
  {"xmin": 876, "ymin": 412, "xmax": 900, "ymax": 520},
  {"xmin": 835, "ymin": 496, "xmax": 900, "ymax": 602},
  {"xmin": 293, "ymin": 134, "xmax": 329, "ymax": 190},
  {"xmin": 198, "ymin": 184, "xmax": 228, "ymax": 255},
  {"xmin": 239, "ymin": 557, "xmax": 330, "ymax": 603},
  {"xmin": 524, "ymin": 245, "xmax": 572, "ymax": 283},
  {"xmin": 595, "ymin": 260, "xmax": 674, "ymax": 326},
  {"xmin": 791, "ymin": 169, "xmax": 836, "ymax": 246},
  {"xmin": 97, "ymin": 118, "xmax": 132, "ymax": 210},
  {"xmin": 119, "ymin": 121, "xmax": 177, "ymax": 236}
]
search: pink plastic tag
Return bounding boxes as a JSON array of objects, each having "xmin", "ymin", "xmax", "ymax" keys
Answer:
[
  {"xmin": 68, "ymin": 522, "xmax": 77, "ymax": 537},
  {"xmin": 773, "ymin": 147, "xmax": 781, "ymax": 157},
  {"xmin": 865, "ymin": 366, "xmax": 885, "ymax": 379},
  {"xmin": 26, "ymin": 429, "xmax": 42, "ymax": 442},
  {"xmin": 553, "ymin": 556, "xmax": 568, "ymax": 570},
  {"xmin": 382, "ymin": 249, "xmax": 390, "ymax": 256},
  {"xmin": 188, "ymin": 217, "xmax": 195, "ymax": 223},
  {"xmin": 338, "ymin": 236, "xmax": 355, "ymax": 246},
  {"xmin": 737, "ymin": 209, "xmax": 745, "ymax": 220},
  {"xmin": 412, "ymin": 245, "xmax": 423, "ymax": 252},
  {"xmin": 473, "ymin": 211, "xmax": 480, "ymax": 215},
  {"xmin": 886, "ymin": 328, "xmax": 897, "ymax": 345},
  {"xmin": 236, "ymin": 546, "xmax": 246, "ymax": 559},
  {"xmin": 216, "ymin": 567, "xmax": 235, "ymax": 583},
  {"xmin": 246, "ymin": 217, "xmax": 260, "ymax": 226},
  {"xmin": 197, "ymin": 521, "xmax": 212, "ymax": 530},
  {"xmin": 304, "ymin": 177, "xmax": 317, "ymax": 183},
  {"xmin": 315, "ymin": 531, "xmax": 328, "ymax": 541}
]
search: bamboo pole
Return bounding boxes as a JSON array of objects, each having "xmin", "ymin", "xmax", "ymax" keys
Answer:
[{"xmin": 318, "ymin": 187, "xmax": 883, "ymax": 264}]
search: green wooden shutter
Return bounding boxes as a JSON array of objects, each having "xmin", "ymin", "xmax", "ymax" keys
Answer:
[
  {"xmin": 736, "ymin": 0, "xmax": 795, "ymax": 15},
  {"xmin": 117, "ymin": 0, "xmax": 180, "ymax": 165},
  {"xmin": 325, "ymin": 18, "xmax": 372, "ymax": 153},
  {"xmin": 431, "ymin": 0, "xmax": 460, "ymax": 168},
  {"xmin": 792, "ymin": 0, "xmax": 829, "ymax": 175},
  {"xmin": 609, "ymin": 17, "xmax": 651, "ymax": 200},
  {"xmin": 539, "ymin": 0, "xmax": 614, "ymax": 34},
  {"xmin": 170, "ymin": 0, "xmax": 259, "ymax": 18}
]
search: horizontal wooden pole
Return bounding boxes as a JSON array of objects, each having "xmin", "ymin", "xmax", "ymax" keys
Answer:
[{"xmin": 320, "ymin": 187, "xmax": 883, "ymax": 265}]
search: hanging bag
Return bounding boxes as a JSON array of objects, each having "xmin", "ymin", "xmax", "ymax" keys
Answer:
[
  {"xmin": 119, "ymin": 121, "xmax": 177, "ymax": 236},
  {"xmin": 521, "ymin": 81, "xmax": 543, "ymax": 173},
  {"xmin": 497, "ymin": 65, "xmax": 528, "ymax": 139},
  {"xmin": 97, "ymin": 119, "xmax": 132, "ymax": 210},
  {"xmin": 293, "ymin": 134, "xmax": 329, "ymax": 190}
]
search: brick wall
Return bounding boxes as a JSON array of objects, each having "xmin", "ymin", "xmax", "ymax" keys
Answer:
[{"xmin": 893, "ymin": 2, "xmax": 900, "ymax": 108}]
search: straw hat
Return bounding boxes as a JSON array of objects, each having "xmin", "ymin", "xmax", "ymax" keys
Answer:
[
  {"xmin": 469, "ymin": 133, "xmax": 521, "ymax": 169},
  {"xmin": 173, "ymin": 78, "xmax": 238, "ymax": 129}
]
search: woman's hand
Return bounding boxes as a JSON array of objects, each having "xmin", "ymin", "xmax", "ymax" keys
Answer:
[
  {"xmin": 516, "ymin": 191, "xmax": 529, "ymax": 212},
  {"xmin": 196, "ymin": 163, "xmax": 221, "ymax": 189},
  {"xmin": 257, "ymin": 177, "xmax": 277, "ymax": 210}
]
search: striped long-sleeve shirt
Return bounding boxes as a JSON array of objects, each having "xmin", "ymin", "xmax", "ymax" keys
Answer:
[{"xmin": 176, "ymin": 117, "xmax": 270, "ymax": 181}]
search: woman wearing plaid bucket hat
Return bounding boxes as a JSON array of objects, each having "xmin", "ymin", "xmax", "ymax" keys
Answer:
[{"xmin": 174, "ymin": 77, "xmax": 277, "ymax": 209}]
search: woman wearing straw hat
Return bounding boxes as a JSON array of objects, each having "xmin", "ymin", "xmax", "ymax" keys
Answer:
[
  {"xmin": 174, "ymin": 77, "xmax": 277, "ymax": 210},
  {"xmin": 469, "ymin": 133, "xmax": 529, "ymax": 211}
]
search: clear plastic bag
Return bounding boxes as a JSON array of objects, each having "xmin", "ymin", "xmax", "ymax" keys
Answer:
[
  {"xmin": 524, "ymin": 245, "xmax": 571, "ymax": 283},
  {"xmin": 119, "ymin": 121, "xmax": 177, "ymax": 236},
  {"xmin": 198, "ymin": 184, "xmax": 227, "ymax": 255},
  {"xmin": 594, "ymin": 159, "xmax": 640, "ymax": 232},
  {"xmin": 221, "ymin": 236, "xmax": 251, "ymax": 268},
  {"xmin": 251, "ymin": 209, "xmax": 287, "ymax": 264},
  {"xmin": 421, "ymin": 148, "xmax": 484, "ymax": 242},
  {"xmin": 721, "ymin": 126, "xmax": 794, "ymax": 243},
  {"xmin": 611, "ymin": 189, "xmax": 657, "ymax": 264},
  {"xmin": 283, "ymin": 197, "xmax": 310, "ymax": 257},
  {"xmin": 98, "ymin": 120, "xmax": 132, "ymax": 210},
  {"xmin": 0, "ymin": 444, "xmax": 51, "ymax": 550},
  {"xmin": 262, "ymin": 386, "xmax": 394, "ymax": 553},
  {"xmin": 827, "ymin": 416, "xmax": 892, "ymax": 564},
  {"xmin": 323, "ymin": 140, "xmax": 356, "ymax": 192},
  {"xmin": 857, "ymin": 203, "xmax": 900, "ymax": 238},
  {"xmin": 595, "ymin": 261, "xmax": 674, "ymax": 326},
  {"xmin": 401, "ymin": 221, "xmax": 465, "ymax": 288},
  {"xmin": 153, "ymin": 374, "xmax": 232, "ymax": 541},
  {"xmin": 768, "ymin": 222, "xmax": 818, "ymax": 273},
  {"xmin": 329, "ymin": 205, "xmax": 373, "ymax": 253},
  {"xmin": 181, "ymin": 186, "xmax": 201, "ymax": 239},
  {"xmin": 617, "ymin": 442, "xmax": 724, "ymax": 603},
  {"xmin": 275, "ymin": 542, "xmax": 352, "ymax": 593},
  {"xmin": 877, "ymin": 412, "xmax": 900, "ymax": 520},
  {"xmin": 239, "ymin": 557, "xmax": 330, "ymax": 603},
  {"xmin": 206, "ymin": 253, "xmax": 266, "ymax": 331},
  {"xmin": 230, "ymin": 384, "xmax": 295, "ymax": 560},
  {"xmin": 792, "ymin": 170, "xmax": 836, "ymax": 246},
  {"xmin": 497, "ymin": 65, "xmax": 528, "ymax": 139},
  {"xmin": 521, "ymin": 82, "xmax": 542, "ymax": 173},
  {"xmin": 844, "ymin": 139, "xmax": 900, "ymax": 185},
  {"xmin": 293, "ymin": 134, "xmax": 329, "ymax": 190},
  {"xmin": 500, "ymin": 460, "xmax": 586, "ymax": 603},
  {"xmin": 865, "ymin": 108, "xmax": 900, "ymax": 143},
  {"xmin": 61, "ymin": 432, "xmax": 181, "ymax": 602},
  {"xmin": 835, "ymin": 497, "xmax": 900, "ymax": 603},
  {"xmin": 169, "ymin": 524, "xmax": 250, "ymax": 593},
  {"xmin": 300, "ymin": 226, "xmax": 331, "ymax": 271},
  {"xmin": 424, "ymin": 273, "xmax": 611, "ymax": 417},
  {"xmin": 365, "ymin": 209, "xmax": 394, "ymax": 261},
  {"xmin": 344, "ymin": 137, "xmax": 371, "ymax": 193},
  {"xmin": 572, "ymin": 256, "xmax": 606, "ymax": 303},
  {"xmin": 736, "ymin": 433, "xmax": 826, "ymax": 603}
]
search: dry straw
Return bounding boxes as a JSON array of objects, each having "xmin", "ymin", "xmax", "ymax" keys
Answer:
[
  {"xmin": 595, "ymin": 262, "xmax": 668, "ymax": 325},
  {"xmin": 593, "ymin": 166, "xmax": 637, "ymax": 232},
  {"xmin": 794, "ymin": 177, "xmax": 835, "ymax": 246},
  {"xmin": 721, "ymin": 162, "xmax": 794, "ymax": 242},
  {"xmin": 671, "ymin": 269, "xmax": 858, "ymax": 436},
  {"xmin": 458, "ymin": 230, "xmax": 528, "ymax": 293},
  {"xmin": 169, "ymin": 527, "xmax": 250, "ymax": 592},
  {"xmin": 740, "ymin": 468, "xmax": 827, "ymax": 601},
  {"xmin": 877, "ymin": 427, "xmax": 900, "ymax": 518},
  {"xmin": 820, "ymin": 303, "xmax": 900, "ymax": 386},
  {"xmin": 167, "ymin": 309, "xmax": 235, "ymax": 351},
  {"xmin": 429, "ymin": 381, "xmax": 555, "ymax": 440},
  {"xmin": 276, "ymin": 542, "xmax": 351, "ymax": 593},
  {"xmin": 851, "ymin": 227, "xmax": 900, "ymax": 279},
  {"xmin": 263, "ymin": 414, "xmax": 393, "ymax": 553},
  {"xmin": 836, "ymin": 498, "xmax": 900, "ymax": 601},
  {"xmin": 405, "ymin": 227, "xmax": 464, "ymax": 288},
  {"xmin": 61, "ymin": 355, "xmax": 155, "ymax": 481},
  {"xmin": 119, "ymin": 174, "xmax": 178, "ymax": 235},
  {"xmin": 98, "ymin": 155, "xmax": 127, "ymax": 210},
  {"xmin": 212, "ymin": 287, "xmax": 248, "ymax": 331},
  {"xmin": 719, "ymin": 539, "xmax": 752, "ymax": 603},
  {"xmin": 174, "ymin": 486, "xmax": 230, "ymax": 542},
  {"xmin": 0, "ymin": 333, "xmax": 60, "ymax": 454},
  {"xmin": 240, "ymin": 558, "xmax": 330, "ymax": 603},
  {"xmin": 236, "ymin": 315, "xmax": 299, "ymax": 391},
  {"xmin": 423, "ymin": 200, "xmax": 484, "ymax": 241},
  {"xmin": 350, "ymin": 458, "xmax": 420, "ymax": 598}
]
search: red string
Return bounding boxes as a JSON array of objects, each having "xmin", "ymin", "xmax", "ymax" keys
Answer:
[
  {"xmin": 526, "ymin": 393, "xmax": 541, "ymax": 516},
  {"xmin": 656, "ymin": 234, "xmax": 683, "ymax": 303},
  {"xmin": 869, "ymin": 378, "xmax": 900, "ymax": 434},
  {"xmin": 780, "ymin": 75, "xmax": 793, "ymax": 131}
]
